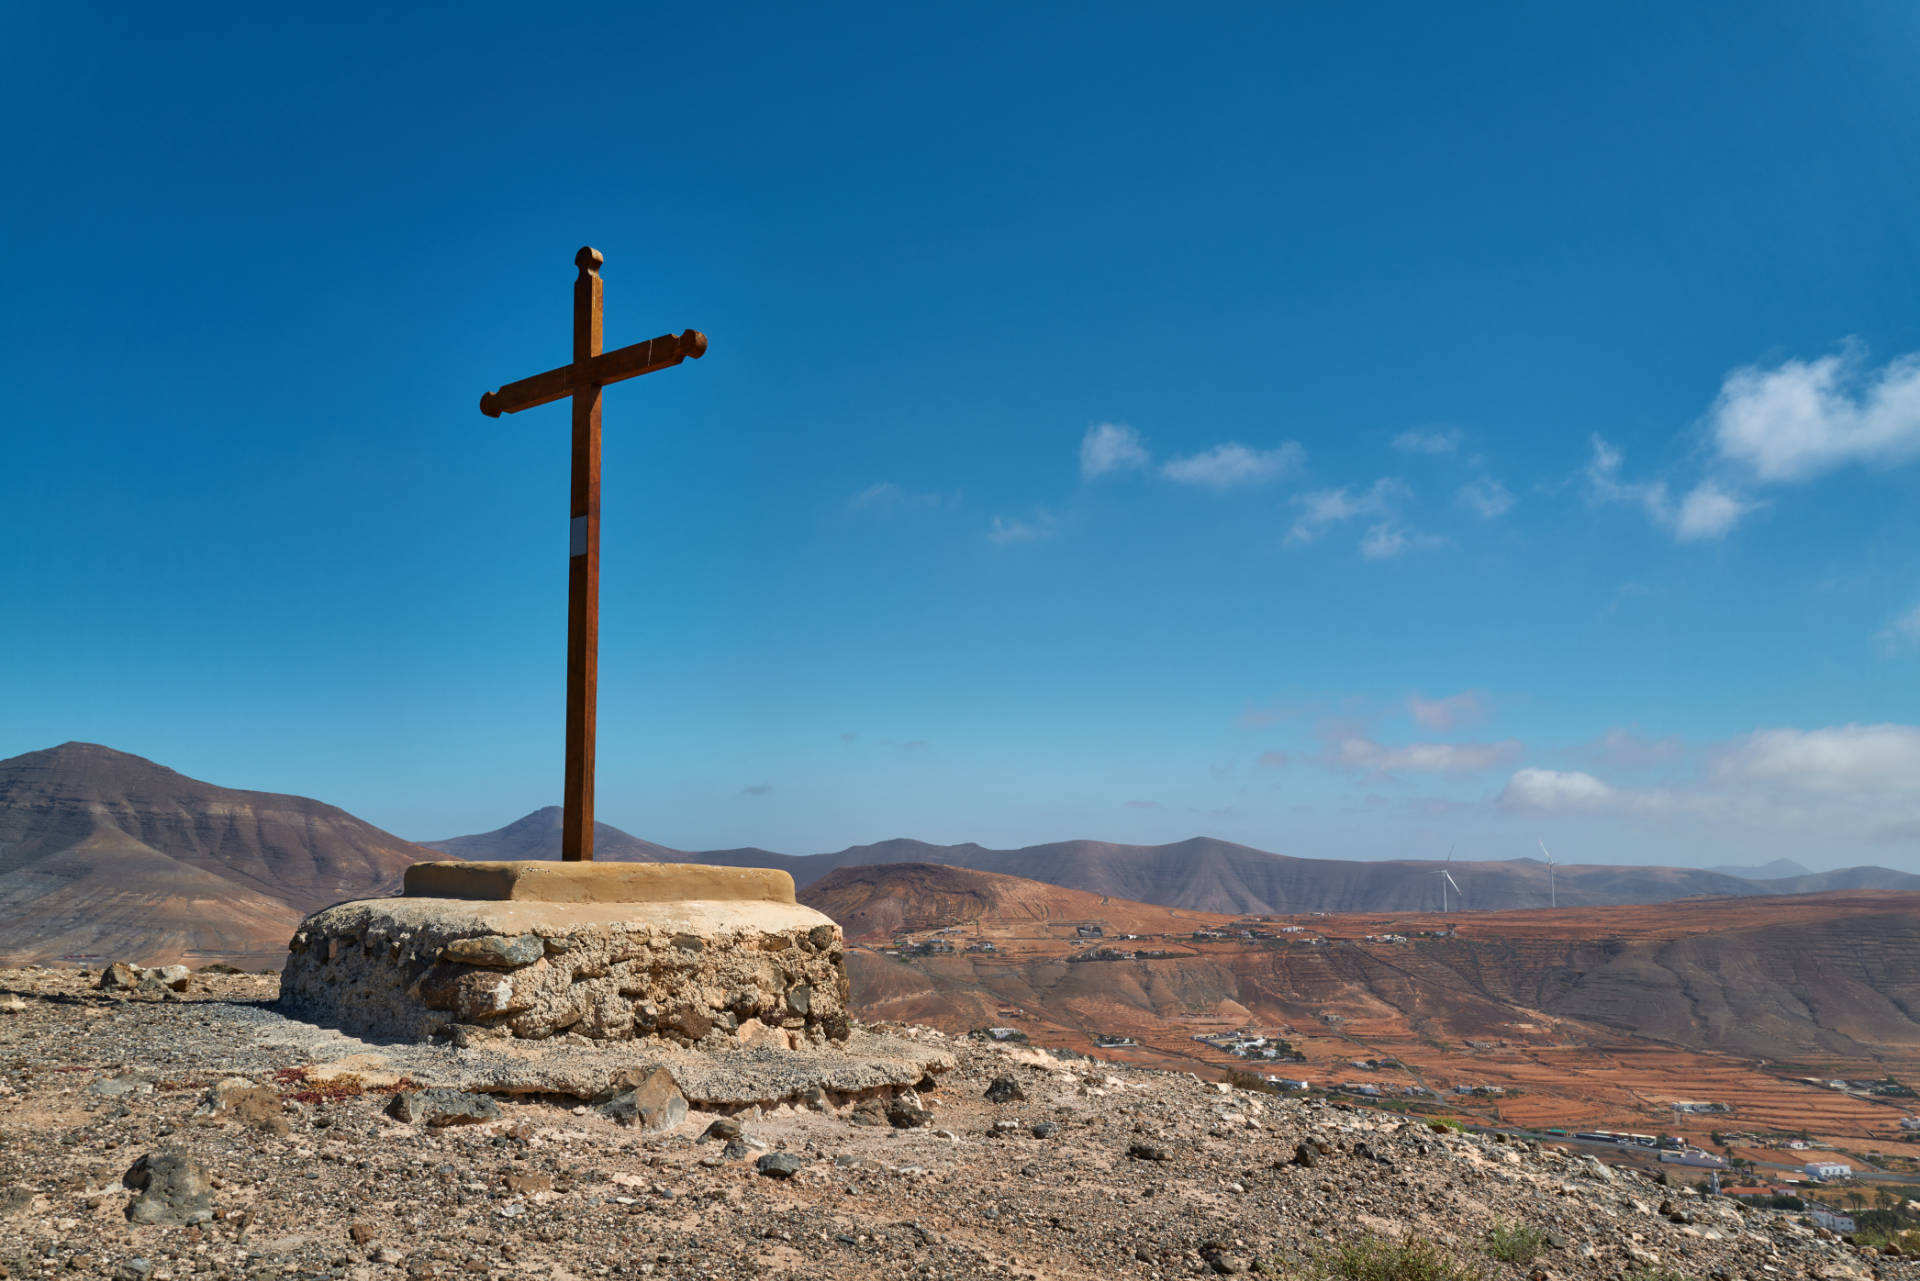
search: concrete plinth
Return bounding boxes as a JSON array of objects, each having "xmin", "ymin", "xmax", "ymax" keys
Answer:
[{"xmin": 280, "ymin": 862, "xmax": 849, "ymax": 1047}]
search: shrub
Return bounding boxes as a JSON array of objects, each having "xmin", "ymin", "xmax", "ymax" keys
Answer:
[
  {"xmin": 1319, "ymin": 1235, "xmax": 1486, "ymax": 1281},
  {"xmin": 1484, "ymin": 1222, "xmax": 1545, "ymax": 1264}
]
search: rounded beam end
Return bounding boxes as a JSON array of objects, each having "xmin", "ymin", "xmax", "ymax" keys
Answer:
[
  {"xmin": 681, "ymin": 329, "xmax": 708, "ymax": 360},
  {"xmin": 480, "ymin": 391, "xmax": 502, "ymax": 418},
  {"xmin": 575, "ymin": 246, "xmax": 604, "ymax": 275}
]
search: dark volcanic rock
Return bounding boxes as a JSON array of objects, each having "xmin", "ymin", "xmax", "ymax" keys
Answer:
[
  {"xmin": 123, "ymin": 1151, "xmax": 212, "ymax": 1226},
  {"xmin": 755, "ymin": 1153, "xmax": 804, "ymax": 1179},
  {"xmin": 984, "ymin": 1074, "xmax": 1025, "ymax": 1104}
]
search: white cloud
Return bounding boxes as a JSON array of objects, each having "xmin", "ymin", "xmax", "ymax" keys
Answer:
[
  {"xmin": 1876, "ymin": 603, "xmax": 1920, "ymax": 655},
  {"xmin": 987, "ymin": 510, "xmax": 1057, "ymax": 544},
  {"xmin": 1080, "ymin": 422, "xmax": 1150, "ymax": 479},
  {"xmin": 1672, "ymin": 480, "xmax": 1752, "ymax": 542},
  {"xmin": 1583, "ymin": 436, "xmax": 1753, "ymax": 542},
  {"xmin": 1408, "ymin": 691, "xmax": 1485, "ymax": 732},
  {"xmin": 1287, "ymin": 477, "xmax": 1409, "ymax": 544},
  {"xmin": 1497, "ymin": 768, "xmax": 1617, "ymax": 810},
  {"xmin": 1455, "ymin": 475, "xmax": 1514, "ymax": 518},
  {"xmin": 1710, "ymin": 724, "xmax": 1920, "ymax": 794},
  {"xmin": 1325, "ymin": 732, "xmax": 1521, "ymax": 777},
  {"xmin": 1710, "ymin": 349, "xmax": 1920, "ymax": 483},
  {"xmin": 1580, "ymin": 348, "xmax": 1920, "ymax": 545},
  {"xmin": 1498, "ymin": 723, "xmax": 1920, "ymax": 851},
  {"xmin": 1393, "ymin": 428, "xmax": 1463, "ymax": 455},
  {"xmin": 1161, "ymin": 441, "xmax": 1305, "ymax": 490},
  {"xmin": 1584, "ymin": 435, "xmax": 1672, "ymax": 521}
]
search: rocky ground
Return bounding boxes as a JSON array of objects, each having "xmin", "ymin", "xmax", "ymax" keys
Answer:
[{"xmin": 0, "ymin": 967, "xmax": 1906, "ymax": 1281}]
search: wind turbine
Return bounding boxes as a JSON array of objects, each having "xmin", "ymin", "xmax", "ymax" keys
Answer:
[
  {"xmin": 1437, "ymin": 845, "xmax": 1462, "ymax": 914},
  {"xmin": 1538, "ymin": 839, "xmax": 1556, "ymax": 909}
]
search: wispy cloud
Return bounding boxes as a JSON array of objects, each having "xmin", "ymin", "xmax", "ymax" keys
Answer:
[
  {"xmin": 987, "ymin": 509, "xmax": 1057, "ymax": 544},
  {"xmin": 1392, "ymin": 428, "xmax": 1462, "ymax": 455},
  {"xmin": 1876, "ymin": 603, "xmax": 1920, "ymax": 655},
  {"xmin": 1407, "ymin": 691, "xmax": 1485, "ymax": 732},
  {"xmin": 850, "ymin": 481, "xmax": 956, "ymax": 512},
  {"xmin": 1321, "ymin": 725, "xmax": 1521, "ymax": 778},
  {"xmin": 1257, "ymin": 750, "xmax": 1290, "ymax": 768},
  {"xmin": 1080, "ymin": 422, "xmax": 1150, "ymax": 479},
  {"xmin": 1161, "ymin": 441, "xmax": 1304, "ymax": 490},
  {"xmin": 1455, "ymin": 475, "xmax": 1514, "ymax": 518},
  {"xmin": 741, "ymin": 782, "xmax": 773, "ymax": 797},
  {"xmin": 1124, "ymin": 799, "xmax": 1163, "ymax": 810},
  {"xmin": 1357, "ymin": 523, "xmax": 1447, "ymax": 560},
  {"xmin": 1286, "ymin": 477, "xmax": 1409, "ymax": 545},
  {"xmin": 1583, "ymin": 436, "xmax": 1754, "ymax": 542},
  {"xmin": 1238, "ymin": 702, "xmax": 1298, "ymax": 728}
]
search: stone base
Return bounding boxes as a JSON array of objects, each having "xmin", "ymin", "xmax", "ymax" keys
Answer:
[{"xmin": 280, "ymin": 894, "xmax": 849, "ymax": 1047}]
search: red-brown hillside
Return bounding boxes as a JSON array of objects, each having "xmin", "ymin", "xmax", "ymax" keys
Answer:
[
  {"xmin": 0, "ymin": 742, "xmax": 439, "ymax": 966},
  {"xmin": 800, "ymin": 862, "xmax": 1206, "ymax": 942}
]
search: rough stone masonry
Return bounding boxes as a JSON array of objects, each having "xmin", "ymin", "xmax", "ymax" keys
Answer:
[{"xmin": 279, "ymin": 862, "xmax": 851, "ymax": 1048}]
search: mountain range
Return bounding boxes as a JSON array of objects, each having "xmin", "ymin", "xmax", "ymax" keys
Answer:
[
  {"xmin": 5, "ymin": 742, "xmax": 1919, "ymax": 967},
  {"xmin": 430, "ymin": 808, "xmax": 1920, "ymax": 914}
]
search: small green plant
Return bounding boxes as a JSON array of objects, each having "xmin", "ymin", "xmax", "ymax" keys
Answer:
[
  {"xmin": 1484, "ymin": 1222, "xmax": 1545, "ymax": 1264},
  {"xmin": 1320, "ymin": 1234, "xmax": 1486, "ymax": 1281}
]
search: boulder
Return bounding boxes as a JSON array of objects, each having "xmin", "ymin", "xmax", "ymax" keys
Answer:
[
  {"xmin": 123, "ymin": 1152, "xmax": 213, "ymax": 1226},
  {"xmin": 601, "ymin": 1068, "xmax": 687, "ymax": 1133},
  {"xmin": 384, "ymin": 1088, "xmax": 500, "ymax": 1127}
]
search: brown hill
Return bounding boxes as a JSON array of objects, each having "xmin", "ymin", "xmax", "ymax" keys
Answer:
[
  {"xmin": 0, "ymin": 742, "xmax": 438, "ymax": 966},
  {"xmin": 422, "ymin": 805, "xmax": 680, "ymax": 862},
  {"xmin": 813, "ymin": 862, "xmax": 1920, "ymax": 1135},
  {"xmin": 801, "ymin": 862, "xmax": 1199, "ymax": 941}
]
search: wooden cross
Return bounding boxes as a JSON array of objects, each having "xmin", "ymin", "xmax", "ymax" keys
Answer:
[{"xmin": 479, "ymin": 246, "xmax": 706, "ymax": 861}]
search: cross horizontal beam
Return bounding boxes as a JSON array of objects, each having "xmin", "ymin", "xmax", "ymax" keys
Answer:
[{"xmin": 479, "ymin": 328, "xmax": 708, "ymax": 418}]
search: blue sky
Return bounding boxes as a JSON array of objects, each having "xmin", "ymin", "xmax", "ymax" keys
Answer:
[{"xmin": 3, "ymin": 2, "xmax": 1918, "ymax": 869}]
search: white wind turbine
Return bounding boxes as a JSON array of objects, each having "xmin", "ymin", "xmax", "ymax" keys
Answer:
[
  {"xmin": 1538, "ymin": 839, "xmax": 1557, "ymax": 909},
  {"xmin": 1437, "ymin": 844, "xmax": 1462, "ymax": 914}
]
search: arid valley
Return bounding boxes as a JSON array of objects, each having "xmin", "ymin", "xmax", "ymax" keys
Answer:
[{"xmin": 809, "ymin": 863, "xmax": 1920, "ymax": 1188}]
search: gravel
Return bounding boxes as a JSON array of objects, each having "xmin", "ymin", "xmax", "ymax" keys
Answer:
[{"xmin": 0, "ymin": 964, "xmax": 1907, "ymax": 1281}]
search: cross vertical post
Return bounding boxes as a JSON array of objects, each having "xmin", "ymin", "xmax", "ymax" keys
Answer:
[
  {"xmin": 563, "ymin": 248, "xmax": 604, "ymax": 861},
  {"xmin": 478, "ymin": 247, "xmax": 707, "ymax": 864}
]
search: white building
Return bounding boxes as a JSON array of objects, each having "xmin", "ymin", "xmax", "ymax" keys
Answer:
[{"xmin": 1804, "ymin": 1161, "xmax": 1853, "ymax": 1181}]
